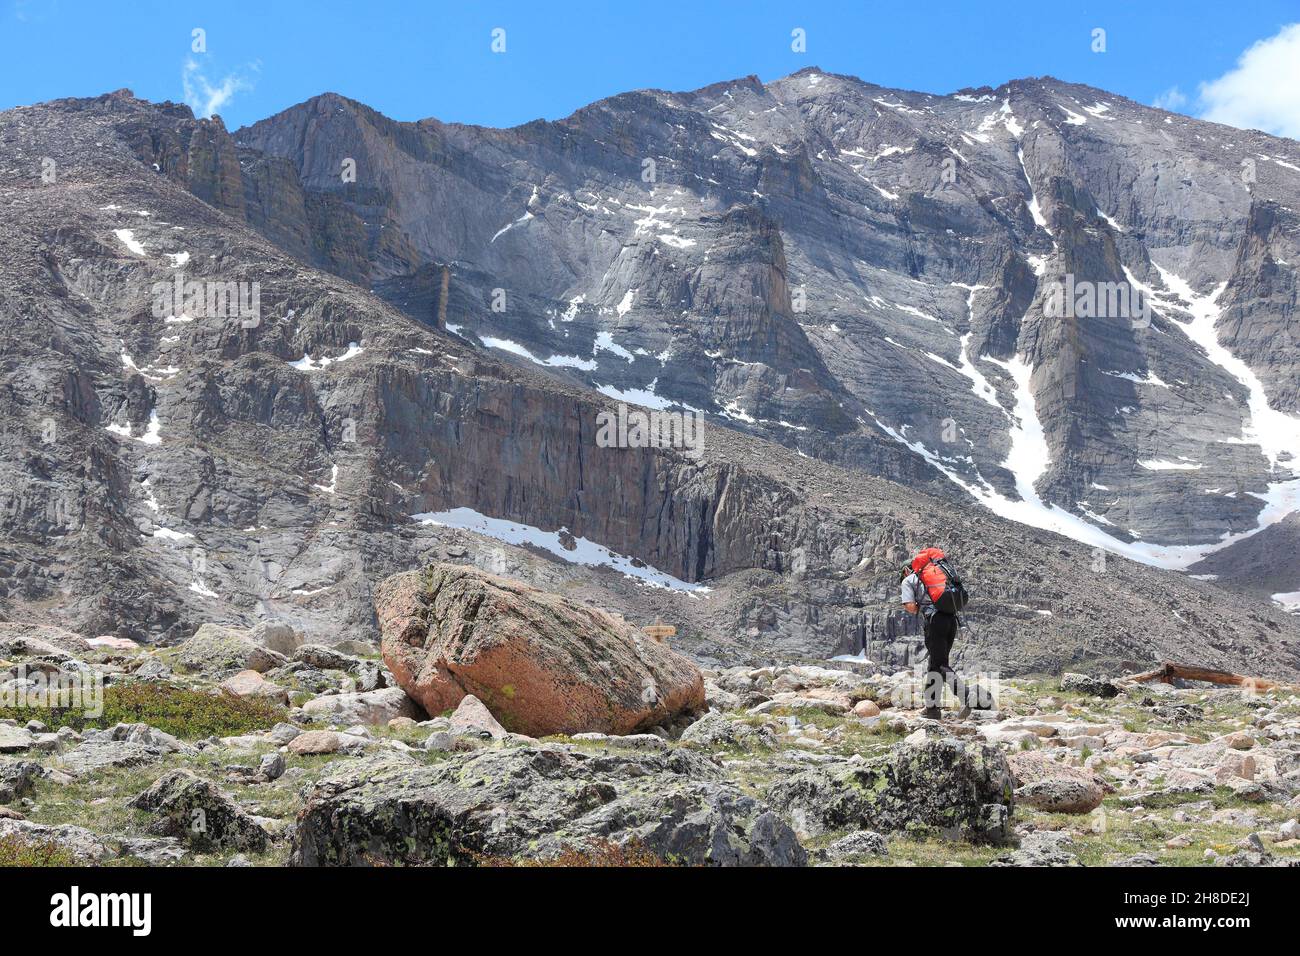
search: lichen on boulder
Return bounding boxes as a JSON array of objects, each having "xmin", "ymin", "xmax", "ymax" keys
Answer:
[{"xmin": 376, "ymin": 563, "xmax": 705, "ymax": 737}]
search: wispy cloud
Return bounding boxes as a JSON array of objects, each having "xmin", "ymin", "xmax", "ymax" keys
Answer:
[
  {"xmin": 1151, "ymin": 86, "xmax": 1187, "ymax": 112},
  {"xmin": 182, "ymin": 57, "xmax": 259, "ymax": 120},
  {"xmin": 12, "ymin": 0, "xmax": 59, "ymax": 23},
  {"xmin": 1194, "ymin": 23, "xmax": 1300, "ymax": 139}
]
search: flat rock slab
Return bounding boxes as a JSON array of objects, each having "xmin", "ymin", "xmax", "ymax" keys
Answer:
[
  {"xmin": 0, "ymin": 725, "xmax": 36, "ymax": 753},
  {"xmin": 55, "ymin": 739, "xmax": 168, "ymax": 777},
  {"xmin": 0, "ymin": 818, "xmax": 113, "ymax": 862},
  {"xmin": 301, "ymin": 687, "xmax": 422, "ymax": 726},
  {"xmin": 1008, "ymin": 750, "xmax": 1105, "ymax": 814}
]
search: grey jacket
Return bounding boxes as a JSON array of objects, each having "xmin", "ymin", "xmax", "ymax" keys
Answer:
[{"xmin": 900, "ymin": 573, "xmax": 936, "ymax": 618}]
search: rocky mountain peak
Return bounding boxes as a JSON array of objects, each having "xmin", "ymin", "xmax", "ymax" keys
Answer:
[{"xmin": 2, "ymin": 73, "xmax": 1299, "ymax": 679}]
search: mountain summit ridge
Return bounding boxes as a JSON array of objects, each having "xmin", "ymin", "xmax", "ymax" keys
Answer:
[{"xmin": 228, "ymin": 69, "xmax": 1300, "ymax": 562}]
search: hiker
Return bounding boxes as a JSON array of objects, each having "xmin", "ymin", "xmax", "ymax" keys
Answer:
[{"xmin": 900, "ymin": 547, "xmax": 972, "ymax": 720}]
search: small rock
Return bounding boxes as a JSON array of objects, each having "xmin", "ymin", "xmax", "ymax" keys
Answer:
[
  {"xmin": 134, "ymin": 656, "xmax": 171, "ymax": 679},
  {"xmin": 1008, "ymin": 751, "xmax": 1104, "ymax": 814},
  {"xmin": 0, "ymin": 759, "xmax": 42, "ymax": 803},
  {"xmin": 118, "ymin": 836, "xmax": 189, "ymax": 865},
  {"xmin": 301, "ymin": 686, "xmax": 420, "ymax": 726},
  {"xmin": 826, "ymin": 830, "xmax": 888, "ymax": 861},
  {"xmin": 258, "ymin": 753, "xmax": 286, "ymax": 781},
  {"xmin": 680, "ymin": 711, "xmax": 775, "ymax": 749},
  {"xmin": 1060, "ymin": 673, "xmax": 1120, "ymax": 698},
  {"xmin": 178, "ymin": 623, "xmax": 284, "ymax": 675},
  {"xmin": 993, "ymin": 830, "xmax": 1078, "ymax": 867},
  {"xmin": 268, "ymin": 722, "xmax": 302, "ymax": 746},
  {"xmin": 130, "ymin": 769, "xmax": 269, "ymax": 852},
  {"xmin": 449, "ymin": 695, "xmax": 508, "ymax": 740},
  {"xmin": 88, "ymin": 635, "xmax": 140, "ymax": 652},
  {"xmin": 0, "ymin": 725, "xmax": 35, "ymax": 753},
  {"xmin": 220, "ymin": 669, "xmax": 290, "ymax": 706},
  {"xmin": 251, "ymin": 620, "xmax": 301, "ymax": 656},
  {"xmin": 852, "ymin": 699, "xmax": 881, "ymax": 718},
  {"xmin": 0, "ymin": 819, "xmax": 112, "ymax": 861},
  {"xmin": 288, "ymin": 730, "xmax": 343, "ymax": 755},
  {"xmin": 293, "ymin": 643, "xmax": 361, "ymax": 672},
  {"xmin": 423, "ymin": 731, "xmax": 455, "ymax": 752}
]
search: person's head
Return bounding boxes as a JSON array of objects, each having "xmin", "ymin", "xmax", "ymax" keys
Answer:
[{"xmin": 899, "ymin": 563, "xmax": 913, "ymax": 582}]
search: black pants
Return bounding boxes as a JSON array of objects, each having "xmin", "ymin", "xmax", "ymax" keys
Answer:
[{"xmin": 922, "ymin": 612, "xmax": 968, "ymax": 710}]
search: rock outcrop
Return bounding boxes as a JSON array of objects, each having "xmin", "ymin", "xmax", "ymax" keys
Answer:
[
  {"xmin": 290, "ymin": 747, "xmax": 805, "ymax": 867},
  {"xmin": 377, "ymin": 564, "xmax": 705, "ymax": 736},
  {"xmin": 767, "ymin": 736, "xmax": 1015, "ymax": 842},
  {"xmin": 177, "ymin": 624, "xmax": 286, "ymax": 676},
  {"xmin": 130, "ymin": 769, "xmax": 269, "ymax": 852}
]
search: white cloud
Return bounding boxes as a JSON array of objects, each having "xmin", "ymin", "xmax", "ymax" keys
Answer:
[
  {"xmin": 181, "ymin": 58, "xmax": 258, "ymax": 120},
  {"xmin": 1151, "ymin": 86, "xmax": 1187, "ymax": 111},
  {"xmin": 1196, "ymin": 23, "xmax": 1300, "ymax": 138}
]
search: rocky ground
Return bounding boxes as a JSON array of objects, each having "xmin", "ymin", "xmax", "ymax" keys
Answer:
[{"xmin": 3, "ymin": 612, "xmax": 1298, "ymax": 867}]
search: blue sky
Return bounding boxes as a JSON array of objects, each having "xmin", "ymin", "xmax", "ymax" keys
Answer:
[{"xmin": 3, "ymin": 0, "xmax": 1299, "ymax": 136}]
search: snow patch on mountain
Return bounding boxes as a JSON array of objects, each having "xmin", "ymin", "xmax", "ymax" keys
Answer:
[
  {"xmin": 1017, "ymin": 149, "xmax": 1050, "ymax": 234},
  {"xmin": 594, "ymin": 331, "xmax": 635, "ymax": 362},
  {"xmin": 113, "ymin": 229, "xmax": 146, "ymax": 256},
  {"xmin": 616, "ymin": 289, "xmax": 636, "ymax": 316},
  {"xmin": 1139, "ymin": 458, "xmax": 1203, "ymax": 471},
  {"xmin": 290, "ymin": 342, "xmax": 364, "ymax": 370},
  {"xmin": 412, "ymin": 507, "xmax": 709, "ymax": 592}
]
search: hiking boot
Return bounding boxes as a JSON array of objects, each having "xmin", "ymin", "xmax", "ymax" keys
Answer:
[{"xmin": 921, "ymin": 707, "xmax": 942, "ymax": 720}]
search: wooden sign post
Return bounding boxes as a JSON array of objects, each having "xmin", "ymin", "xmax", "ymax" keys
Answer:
[{"xmin": 643, "ymin": 616, "xmax": 676, "ymax": 645}]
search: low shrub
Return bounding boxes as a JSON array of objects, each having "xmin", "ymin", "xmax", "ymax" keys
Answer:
[
  {"xmin": 0, "ymin": 682, "xmax": 284, "ymax": 738},
  {"xmin": 472, "ymin": 839, "xmax": 679, "ymax": 868},
  {"xmin": 0, "ymin": 834, "xmax": 80, "ymax": 867}
]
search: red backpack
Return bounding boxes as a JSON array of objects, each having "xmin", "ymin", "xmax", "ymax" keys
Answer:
[{"xmin": 910, "ymin": 547, "xmax": 970, "ymax": 614}]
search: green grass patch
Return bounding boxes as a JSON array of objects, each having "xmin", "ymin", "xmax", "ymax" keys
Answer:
[
  {"xmin": 0, "ymin": 681, "xmax": 285, "ymax": 739},
  {"xmin": 872, "ymin": 834, "xmax": 1005, "ymax": 867}
]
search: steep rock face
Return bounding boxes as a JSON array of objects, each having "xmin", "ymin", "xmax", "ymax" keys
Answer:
[
  {"xmin": 376, "ymin": 564, "xmax": 705, "ymax": 736},
  {"xmin": 1220, "ymin": 201, "xmax": 1299, "ymax": 412},
  {"xmin": 231, "ymin": 72, "xmax": 1300, "ymax": 563}
]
